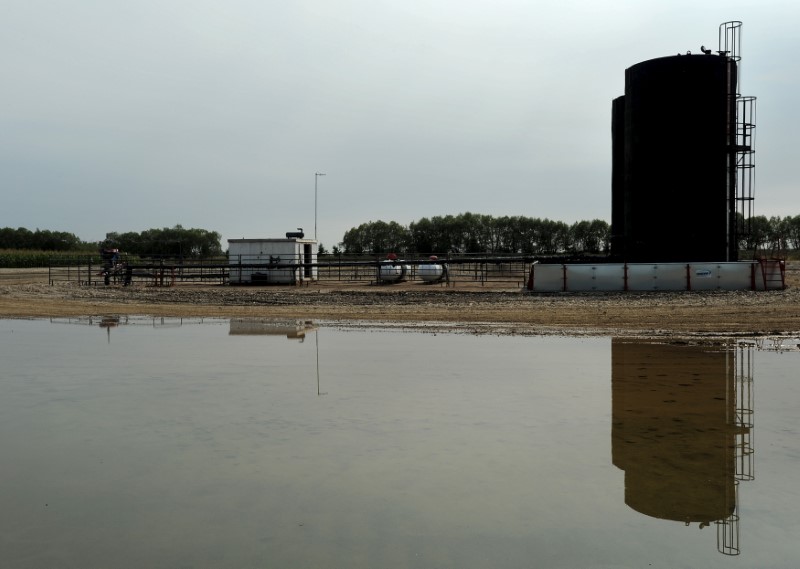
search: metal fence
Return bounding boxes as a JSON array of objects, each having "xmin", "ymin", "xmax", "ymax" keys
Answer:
[
  {"xmin": 21, "ymin": 255, "xmax": 535, "ymax": 288},
  {"xmin": 0, "ymin": 267, "xmax": 50, "ymax": 284}
]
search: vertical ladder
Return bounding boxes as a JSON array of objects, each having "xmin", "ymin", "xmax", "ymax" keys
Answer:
[
  {"xmin": 720, "ymin": 21, "xmax": 757, "ymax": 257},
  {"xmin": 735, "ymin": 97, "xmax": 756, "ymax": 238}
]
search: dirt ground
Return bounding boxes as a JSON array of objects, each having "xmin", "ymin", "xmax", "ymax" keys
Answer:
[{"xmin": 1, "ymin": 265, "xmax": 799, "ymax": 338}]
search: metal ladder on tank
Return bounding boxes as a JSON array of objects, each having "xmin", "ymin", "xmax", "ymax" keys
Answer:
[
  {"xmin": 720, "ymin": 21, "xmax": 758, "ymax": 255},
  {"xmin": 735, "ymin": 96, "xmax": 756, "ymax": 238}
]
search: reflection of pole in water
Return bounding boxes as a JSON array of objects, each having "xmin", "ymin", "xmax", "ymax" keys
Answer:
[
  {"xmin": 316, "ymin": 328, "xmax": 325, "ymax": 396},
  {"xmin": 611, "ymin": 339, "xmax": 755, "ymax": 556},
  {"xmin": 226, "ymin": 319, "xmax": 324, "ymax": 394},
  {"xmin": 98, "ymin": 317, "xmax": 120, "ymax": 344}
]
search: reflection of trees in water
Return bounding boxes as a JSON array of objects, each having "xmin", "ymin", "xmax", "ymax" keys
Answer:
[{"xmin": 611, "ymin": 339, "xmax": 755, "ymax": 556}]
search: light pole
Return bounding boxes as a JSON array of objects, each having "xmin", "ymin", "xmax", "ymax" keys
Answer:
[{"xmin": 315, "ymin": 172, "xmax": 325, "ymax": 241}]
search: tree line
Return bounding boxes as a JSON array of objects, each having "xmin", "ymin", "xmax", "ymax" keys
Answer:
[
  {"xmin": 0, "ymin": 227, "xmax": 91, "ymax": 251},
  {"xmin": 339, "ymin": 213, "xmax": 800, "ymax": 257},
  {"xmin": 741, "ymin": 215, "xmax": 800, "ymax": 252},
  {"xmin": 103, "ymin": 225, "xmax": 223, "ymax": 257},
  {"xmin": 339, "ymin": 213, "xmax": 610, "ymax": 256},
  {"xmin": 1, "ymin": 225, "xmax": 223, "ymax": 258},
  {"xmin": 4, "ymin": 214, "xmax": 800, "ymax": 258}
]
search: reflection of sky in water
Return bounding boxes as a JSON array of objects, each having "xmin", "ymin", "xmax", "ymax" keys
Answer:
[{"xmin": 0, "ymin": 318, "xmax": 798, "ymax": 569}]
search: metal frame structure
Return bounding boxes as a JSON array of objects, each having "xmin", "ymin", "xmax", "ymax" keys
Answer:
[{"xmin": 720, "ymin": 21, "xmax": 758, "ymax": 258}]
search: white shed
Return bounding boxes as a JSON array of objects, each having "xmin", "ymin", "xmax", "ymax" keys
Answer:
[{"xmin": 228, "ymin": 238, "xmax": 318, "ymax": 285}]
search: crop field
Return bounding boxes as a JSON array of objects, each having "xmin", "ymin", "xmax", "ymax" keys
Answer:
[{"xmin": 0, "ymin": 250, "xmax": 89, "ymax": 268}]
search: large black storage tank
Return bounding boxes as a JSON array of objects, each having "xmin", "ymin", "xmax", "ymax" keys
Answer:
[{"xmin": 612, "ymin": 54, "xmax": 735, "ymax": 262}]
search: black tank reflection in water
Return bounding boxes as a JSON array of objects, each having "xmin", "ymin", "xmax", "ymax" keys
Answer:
[{"xmin": 611, "ymin": 340, "xmax": 754, "ymax": 555}]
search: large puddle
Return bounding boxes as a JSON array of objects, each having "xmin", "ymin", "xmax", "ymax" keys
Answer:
[{"xmin": 1, "ymin": 317, "xmax": 798, "ymax": 568}]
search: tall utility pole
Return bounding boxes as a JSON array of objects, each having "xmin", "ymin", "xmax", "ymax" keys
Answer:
[{"xmin": 315, "ymin": 172, "xmax": 325, "ymax": 241}]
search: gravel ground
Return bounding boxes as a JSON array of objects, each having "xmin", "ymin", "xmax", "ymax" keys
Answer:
[{"xmin": 2, "ymin": 264, "xmax": 799, "ymax": 338}]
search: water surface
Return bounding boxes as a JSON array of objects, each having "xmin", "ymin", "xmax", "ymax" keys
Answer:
[{"xmin": 0, "ymin": 318, "xmax": 798, "ymax": 568}]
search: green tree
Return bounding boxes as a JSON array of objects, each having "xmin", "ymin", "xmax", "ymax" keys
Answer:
[
  {"xmin": 743, "ymin": 215, "xmax": 771, "ymax": 251},
  {"xmin": 570, "ymin": 219, "xmax": 610, "ymax": 253},
  {"xmin": 0, "ymin": 227, "xmax": 85, "ymax": 251},
  {"xmin": 408, "ymin": 217, "xmax": 435, "ymax": 254},
  {"xmin": 341, "ymin": 220, "xmax": 411, "ymax": 255},
  {"xmin": 784, "ymin": 215, "xmax": 800, "ymax": 250},
  {"xmin": 104, "ymin": 225, "xmax": 222, "ymax": 257}
]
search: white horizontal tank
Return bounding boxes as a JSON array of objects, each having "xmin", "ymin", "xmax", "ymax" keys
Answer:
[
  {"xmin": 379, "ymin": 261, "xmax": 409, "ymax": 282},
  {"xmin": 417, "ymin": 263, "xmax": 446, "ymax": 282}
]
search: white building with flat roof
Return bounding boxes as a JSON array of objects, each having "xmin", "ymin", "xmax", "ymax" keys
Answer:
[{"xmin": 228, "ymin": 237, "xmax": 317, "ymax": 285}]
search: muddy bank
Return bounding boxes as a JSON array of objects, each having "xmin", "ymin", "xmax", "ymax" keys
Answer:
[{"xmin": 2, "ymin": 268, "xmax": 799, "ymax": 338}]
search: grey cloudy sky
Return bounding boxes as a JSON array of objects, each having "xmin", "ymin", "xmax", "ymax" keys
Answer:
[{"xmin": 2, "ymin": 0, "xmax": 798, "ymax": 249}]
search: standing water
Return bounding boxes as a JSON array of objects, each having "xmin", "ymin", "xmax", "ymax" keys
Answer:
[{"xmin": 0, "ymin": 318, "xmax": 798, "ymax": 568}]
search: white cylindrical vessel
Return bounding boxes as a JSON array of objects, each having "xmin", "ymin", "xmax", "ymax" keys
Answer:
[
  {"xmin": 418, "ymin": 264, "xmax": 445, "ymax": 282},
  {"xmin": 379, "ymin": 262, "xmax": 408, "ymax": 282}
]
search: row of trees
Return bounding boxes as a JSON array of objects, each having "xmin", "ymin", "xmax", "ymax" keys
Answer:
[
  {"xmin": 742, "ymin": 215, "xmax": 800, "ymax": 252},
  {"xmin": 1, "ymin": 225, "xmax": 223, "ymax": 258},
  {"xmin": 103, "ymin": 225, "xmax": 223, "ymax": 257},
  {"xmin": 339, "ymin": 213, "xmax": 800, "ymax": 257},
  {"xmin": 340, "ymin": 214, "xmax": 611, "ymax": 256},
  {"xmin": 5, "ymin": 214, "xmax": 800, "ymax": 258},
  {"xmin": 0, "ymin": 227, "xmax": 91, "ymax": 251}
]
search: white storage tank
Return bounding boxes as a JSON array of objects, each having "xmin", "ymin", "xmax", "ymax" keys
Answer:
[
  {"xmin": 379, "ymin": 261, "xmax": 409, "ymax": 282},
  {"xmin": 418, "ymin": 256, "xmax": 447, "ymax": 282}
]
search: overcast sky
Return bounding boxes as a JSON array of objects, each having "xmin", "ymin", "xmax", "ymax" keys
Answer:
[{"xmin": 2, "ymin": 1, "xmax": 798, "ymax": 249}]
